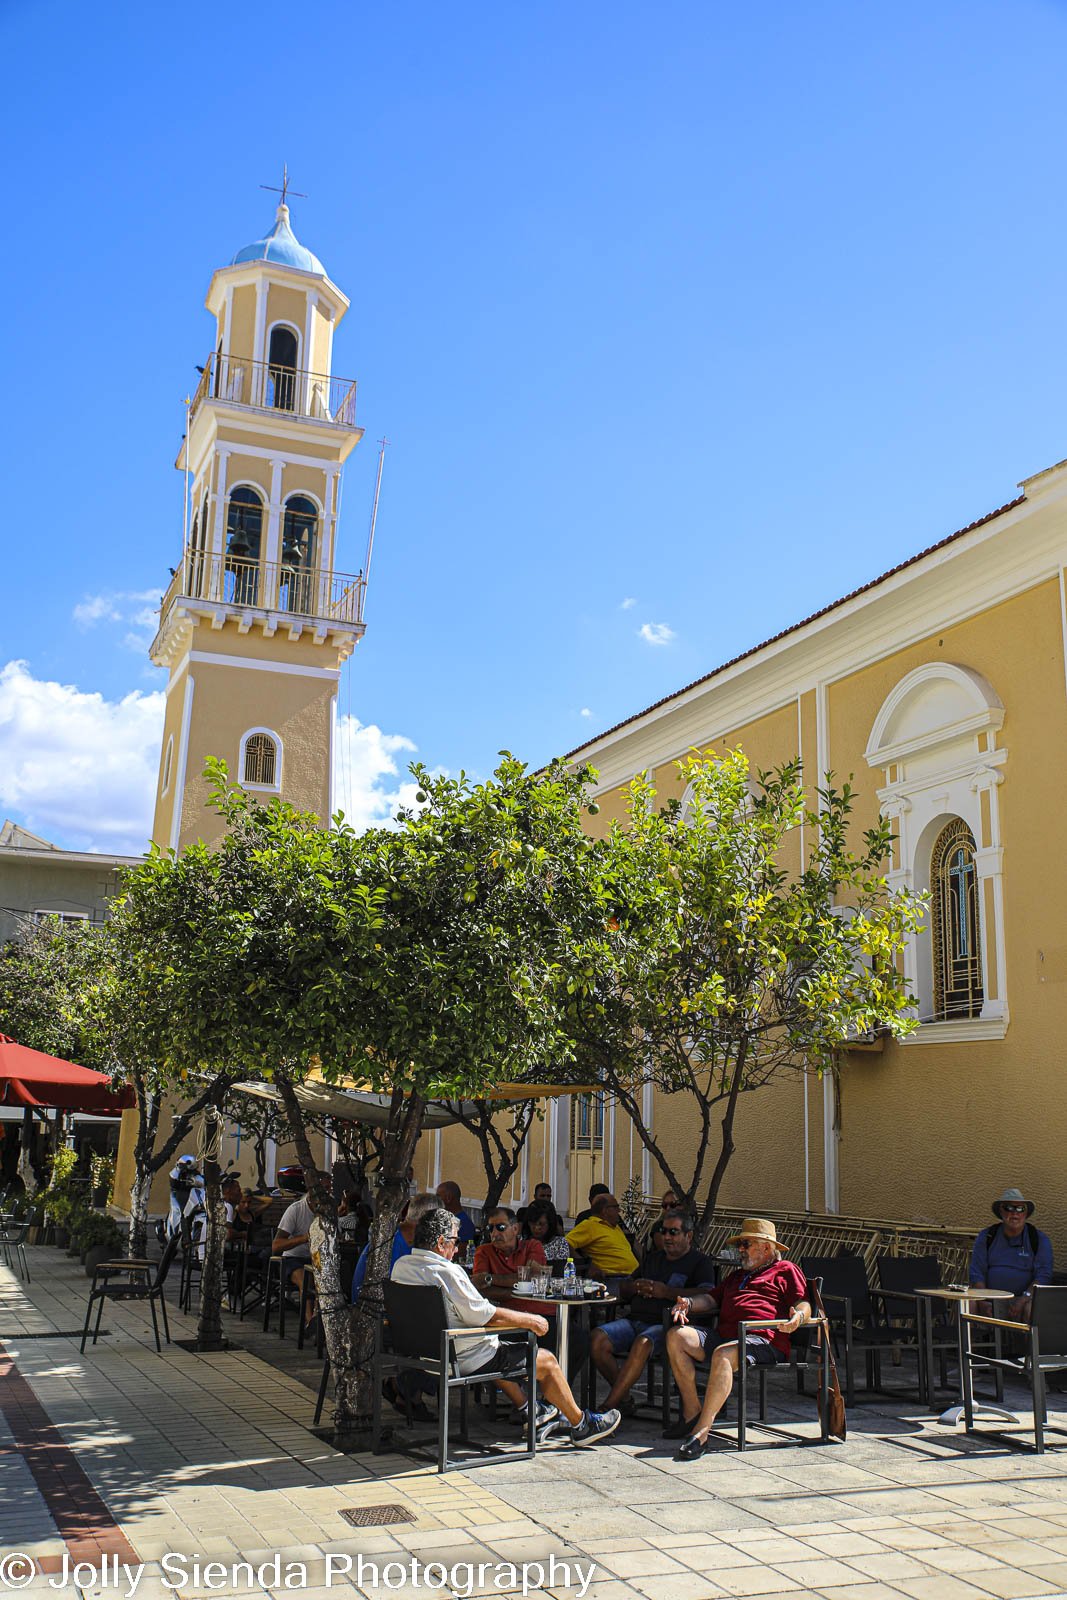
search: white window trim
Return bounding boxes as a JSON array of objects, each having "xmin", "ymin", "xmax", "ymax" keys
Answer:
[
  {"xmin": 33, "ymin": 909, "xmax": 89, "ymax": 925},
  {"xmin": 867, "ymin": 661, "xmax": 1008, "ymax": 1036},
  {"xmin": 239, "ymin": 727, "xmax": 283, "ymax": 793}
]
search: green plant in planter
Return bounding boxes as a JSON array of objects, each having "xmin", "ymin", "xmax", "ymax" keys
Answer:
[{"xmin": 89, "ymin": 1153, "xmax": 116, "ymax": 1207}]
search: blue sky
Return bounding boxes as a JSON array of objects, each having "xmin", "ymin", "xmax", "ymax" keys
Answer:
[{"xmin": 3, "ymin": 1, "xmax": 1067, "ymax": 850}]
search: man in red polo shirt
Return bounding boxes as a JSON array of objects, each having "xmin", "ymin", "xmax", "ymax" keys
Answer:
[{"xmin": 664, "ymin": 1216, "xmax": 811, "ymax": 1461}]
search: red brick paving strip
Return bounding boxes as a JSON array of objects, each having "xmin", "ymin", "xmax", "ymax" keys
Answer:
[{"xmin": 0, "ymin": 1341, "xmax": 139, "ymax": 1564}]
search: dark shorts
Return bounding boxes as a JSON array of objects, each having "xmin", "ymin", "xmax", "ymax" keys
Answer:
[
  {"xmin": 598, "ymin": 1316, "xmax": 666, "ymax": 1355},
  {"xmin": 692, "ymin": 1328, "xmax": 785, "ymax": 1366},
  {"xmin": 468, "ymin": 1341, "xmax": 531, "ymax": 1379}
]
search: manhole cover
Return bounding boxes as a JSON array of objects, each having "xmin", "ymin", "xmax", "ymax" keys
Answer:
[{"xmin": 339, "ymin": 1504, "xmax": 416, "ymax": 1528}]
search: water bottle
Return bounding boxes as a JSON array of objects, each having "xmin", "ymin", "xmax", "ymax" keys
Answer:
[
  {"xmin": 465, "ymin": 1240, "xmax": 476, "ymax": 1270},
  {"xmin": 563, "ymin": 1257, "xmax": 578, "ymax": 1298}
]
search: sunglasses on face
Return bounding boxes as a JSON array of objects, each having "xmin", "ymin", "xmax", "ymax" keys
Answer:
[
  {"xmin": 488, "ymin": 1221, "xmax": 514, "ymax": 1232},
  {"xmin": 660, "ymin": 1227, "xmax": 686, "ymax": 1236},
  {"xmin": 1002, "ymin": 1204, "xmax": 1027, "ymax": 1214}
]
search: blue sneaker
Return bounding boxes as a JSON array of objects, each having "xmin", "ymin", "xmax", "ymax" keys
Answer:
[{"xmin": 570, "ymin": 1408, "xmax": 622, "ymax": 1447}]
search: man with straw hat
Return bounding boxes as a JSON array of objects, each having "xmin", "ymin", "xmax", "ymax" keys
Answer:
[
  {"xmin": 663, "ymin": 1216, "xmax": 811, "ymax": 1461},
  {"xmin": 969, "ymin": 1187, "xmax": 1053, "ymax": 1320}
]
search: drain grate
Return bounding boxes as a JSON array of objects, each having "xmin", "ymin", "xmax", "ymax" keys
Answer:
[{"xmin": 339, "ymin": 1504, "xmax": 416, "ymax": 1528}]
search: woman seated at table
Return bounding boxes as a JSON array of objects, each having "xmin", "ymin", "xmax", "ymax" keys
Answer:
[{"xmin": 522, "ymin": 1199, "xmax": 570, "ymax": 1271}]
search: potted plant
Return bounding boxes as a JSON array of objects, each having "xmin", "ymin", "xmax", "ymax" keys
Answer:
[
  {"xmin": 77, "ymin": 1209, "xmax": 125, "ymax": 1277},
  {"xmin": 42, "ymin": 1148, "xmax": 79, "ymax": 1246}
]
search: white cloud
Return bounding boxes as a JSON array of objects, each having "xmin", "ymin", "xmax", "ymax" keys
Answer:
[
  {"xmin": 333, "ymin": 716, "xmax": 426, "ymax": 830},
  {"xmin": 0, "ymin": 661, "xmax": 164, "ymax": 854},
  {"xmin": 620, "ymin": 597, "xmax": 636, "ymax": 610},
  {"xmin": 638, "ymin": 622, "xmax": 676, "ymax": 646},
  {"xmin": 0, "ymin": 661, "xmax": 428, "ymax": 854},
  {"xmin": 579, "ymin": 707, "xmax": 593, "ymax": 718},
  {"xmin": 74, "ymin": 589, "xmax": 162, "ymax": 652}
]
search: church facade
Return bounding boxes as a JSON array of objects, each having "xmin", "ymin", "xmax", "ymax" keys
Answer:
[{"xmin": 431, "ymin": 458, "xmax": 1067, "ymax": 1245}]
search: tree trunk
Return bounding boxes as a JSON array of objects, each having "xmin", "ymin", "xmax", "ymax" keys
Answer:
[
  {"xmin": 128, "ymin": 1082, "xmax": 161, "ymax": 1259},
  {"xmin": 697, "ymin": 1037, "xmax": 749, "ymax": 1233},
  {"xmin": 348, "ymin": 1090, "xmax": 426, "ymax": 1447},
  {"xmin": 276, "ymin": 1070, "xmax": 376, "ymax": 1451},
  {"xmin": 196, "ymin": 1106, "xmax": 227, "ymax": 1351}
]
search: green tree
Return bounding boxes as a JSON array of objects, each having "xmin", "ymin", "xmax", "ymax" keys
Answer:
[
  {"xmin": 574, "ymin": 749, "xmax": 923, "ymax": 1229},
  {"xmin": 0, "ymin": 918, "xmax": 229, "ymax": 1236},
  {"xmin": 116, "ymin": 752, "xmax": 608, "ymax": 1445}
]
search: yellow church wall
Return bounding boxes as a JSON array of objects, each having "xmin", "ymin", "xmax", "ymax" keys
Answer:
[
  {"xmin": 281, "ymin": 464, "xmax": 333, "ymax": 508},
  {"xmin": 827, "ymin": 577, "xmax": 1067, "ymax": 1240},
  {"xmin": 309, "ymin": 307, "xmax": 333, "ymax": 375},
  {"xmin": 213, "ymin": 427, "xmax": 343, "ymax": 465},
  {"xmin": 184, "ymin": 624, "xmax": 341, "ymax": 671},
  {"xmin": 177, "ymin": 664, "xmax": 333, "ymax": 850},
  {"xmin": 266, "ymin": 285, "xmax": 311, "ymax": 351},
  {"xmin": 222, "ymin": 452, "xmax": 271, "ymax": 499},
  {"xmin": 228, "ymin": 286, "xmax": 257, "ymax": 360}
]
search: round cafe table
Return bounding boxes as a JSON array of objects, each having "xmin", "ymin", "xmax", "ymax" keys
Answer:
[{"xmin": 914, "ymin": 1286, "xmax": 1018, "ymax": 1425}]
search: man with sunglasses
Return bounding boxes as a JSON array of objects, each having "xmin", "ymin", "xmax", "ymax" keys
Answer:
[
  {"xmin": 970, "ymin": 1187, "xmax": 1053, "ymax": 1320},
  {"xmin": 590, "ymin": 1209, "xmax": 712, "ymax": 1413},
  {"xmin": 664, "ymin": 1217, "xmax": 811, "ymax": 1461},
  {"xmin": 472, "ymin": 1207, "xmax": 548, "ymax": 1292}
]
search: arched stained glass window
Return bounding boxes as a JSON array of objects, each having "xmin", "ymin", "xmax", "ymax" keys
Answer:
[
  {"xmin": 242, "ymin": 732, "xmax": 278, "ymax": 788},
  {"xmin": 931, "ymin": 818, "xmax": 983, "ymax": 1020}
]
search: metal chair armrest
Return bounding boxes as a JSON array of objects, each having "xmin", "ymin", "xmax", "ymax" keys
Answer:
[{"xmin": 961, "ymin": 1311, "xmax": 1029, "ymax": 1332}]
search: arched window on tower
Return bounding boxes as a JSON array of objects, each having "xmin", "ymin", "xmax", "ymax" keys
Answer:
[
  {"xmin": 279, "ymin": 494, "xmax": 318, "ymax": 614},
  {"xmin": 241, "ymin": 730, "xmax": 280, "ymax": 790},
  {"xmin": 931, "ymin": 818, "xmax": 983, "ymax": 1021},
  {"xmin": 267, "ymin": 325, "xmax": 298, "ymax": 411},
  {"xmin": 225, "ymin": 486, "xmax": 263, "ymax": 605}
]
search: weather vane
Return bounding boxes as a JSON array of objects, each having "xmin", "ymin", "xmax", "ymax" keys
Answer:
[{"xmin": 260, "ymin": 164, "xmax": 306, "ymax": 207}]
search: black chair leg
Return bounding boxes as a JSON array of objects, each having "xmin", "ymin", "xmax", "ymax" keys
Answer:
[
  {"xmin": 438, "ymin": 1373, "xmax": 449, "ymax": 1474},
  {"xmin": 80, "ymin": 1292, "xmax": 96, "ymax": 1354},
  {"xmin": 157, "ymin": 1289, "xmax": 171, "ymax": 1345},
  {"xmin": 92, "ymin": 1291, "xmax": 107, "ymax": 1347},
  {"xmin": 316, "ymin": 1357, "xmax": 332, "ymax": 1429},
  {"xmin": 148, "ymin": 1292, "xmax": 162, "ymax": 1353}
]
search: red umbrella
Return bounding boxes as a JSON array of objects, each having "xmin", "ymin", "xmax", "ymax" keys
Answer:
[{"xmin": 0, "ymin": 1035, "xmax": 134, "ymax": 1114}]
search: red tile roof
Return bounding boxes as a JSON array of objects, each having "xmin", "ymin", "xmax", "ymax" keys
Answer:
[{"xmin": 565, "ymin": 493, "xmax": 1026, "ymax": 762}]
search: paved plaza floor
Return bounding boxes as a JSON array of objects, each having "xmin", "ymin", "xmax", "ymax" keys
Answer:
[{"xmin": 3, "ymin": 1248, "xmax": 1067, "ymax": 1600}]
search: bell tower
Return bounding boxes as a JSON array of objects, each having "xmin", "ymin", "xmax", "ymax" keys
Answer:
[{"xmin": 151, "ymin": 191, "xmax": 365, "ymax": 851}]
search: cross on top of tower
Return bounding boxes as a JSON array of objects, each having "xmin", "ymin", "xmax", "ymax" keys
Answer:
[{"xmin": 260, "ymin": 164, "xmax": 307, "ymax": 209}]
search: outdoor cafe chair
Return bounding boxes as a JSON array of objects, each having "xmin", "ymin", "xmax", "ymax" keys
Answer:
[
  {"xmin": 373, "ymin": 1280, "xmax": 539, "ymax": 1472},
  {"xmin": 960, "ymin": 1284, "xmax": 1067, "ymax": 1454},
  {"xmin": 80, "ymin": 1233, "xmax": 180, "ymax": 1354},
  {"xmin": 801, "ymin": 1253, "xmax": 904, "ymax": 1404},
  {"xmin": 0, "ymin": 1219, "xmax": 31, "ymax": 1283}
]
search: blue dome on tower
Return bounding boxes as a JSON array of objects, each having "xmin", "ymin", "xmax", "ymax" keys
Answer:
[{"xmin": 230, "ymin": 204, "xmax": 326, "ymax": 276}]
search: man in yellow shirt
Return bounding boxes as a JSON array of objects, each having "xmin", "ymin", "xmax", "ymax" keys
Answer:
[{"xmin": 566, "ymin": 1194, "xmax": 639, "ymax": 1283}]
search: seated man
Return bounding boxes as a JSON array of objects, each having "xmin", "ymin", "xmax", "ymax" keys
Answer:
[
  {"xmin": 591, "ymin": 1209, "xmax": 712, "ymax": 1412},
  {"xmin": 566, "ymin": 1193, "xmax": 638, "ymax": 1285},
  {"xmin": 271, "ymin": 1184, "xmax": 316, "ymax": 1301},
  {"xmin": 970, "ymin": 1186, "xmax": 1053, "ymax": 1320},
  {"xmin": 393, "ymin": 1205, "xmax": 621, "ymax": 1446},
  {"xmin": 664, "ymin": 1216, "xmax": 811, "ymax": 1461},
  {"xmin": 435, "ymin": 1180, "xmax": 477, "ymax": 1245},
  {"xmin": 571, "ymin": 1183, "xmax": 611, "ymax": 1228},
  {"xmin": 351, "ymin": 1191, "xmax": 438, "ymax": 1302},
  {"xmin": 188, "ymin": 1173, "xmax": 243, "ymax": 1261},
  {"xmin": 472, "ymin": 1206, "xmax": 547, "ymax": 1290}
]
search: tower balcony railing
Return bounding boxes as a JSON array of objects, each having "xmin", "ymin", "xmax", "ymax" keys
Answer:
[
  {"xmin": 158, "ymin": 547, "xmax": 365, "ymax": 628},
  {"xmin": 189, "ymin": 351, "xmax": 358, "ymax": 429}
]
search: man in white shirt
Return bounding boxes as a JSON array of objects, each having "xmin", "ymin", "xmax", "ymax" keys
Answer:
[
  {"xmin": 392, "ymin": 1206, "xmax": 621, "ymax": 1447},
  {"xmin": 272, "ymin": 1188, "xmax": 316, "ymax": 1299},
  {"xmin": 187, "ymin": 1173, "xmax": 241, "ymax": 1261}
]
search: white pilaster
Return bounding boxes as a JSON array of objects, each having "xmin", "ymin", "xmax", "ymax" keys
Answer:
[{"xmin": 264, "ymin": 456, "xmax": 285, "ymax": 576}]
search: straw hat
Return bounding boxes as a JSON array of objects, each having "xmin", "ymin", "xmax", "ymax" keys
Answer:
[
  {"xmin": 726, "ymin": 1217, "xmax": 778, "ymax": 1246},
  {"xmin": 992, "ymin": 1186, "xmax": 1035, "ymax": 1218}
]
